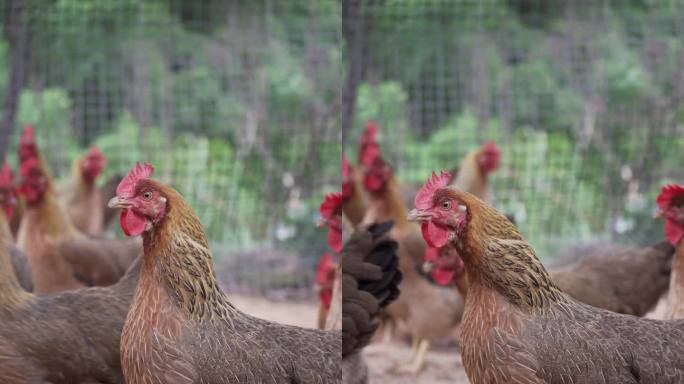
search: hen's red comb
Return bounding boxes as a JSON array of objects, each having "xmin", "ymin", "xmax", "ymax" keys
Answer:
[
  {"xmin": 357, "ymin": 120, "xmax": 381, "ymax": 166},
  {"xmin": 20, "ymin": 124, "xmax": 35, "ymax": 145},
  {"xmin": 0, "ymin": 161, "xmax": 13, "ymax": 187},
  {"xmin": 482, "ymin": 140, "xmax": 500, "ymax": 155},
  {"xmin": 117, "ymin": 162, "xmax": 154, "ymax": 198},
  {"xmin": 88, "ymin": 145, "xmax": 105, "ymax": 160},
  {"xmin": 320, "ymin": 192, "xmax": 343, "ymax": 219},
  {"xmin": 415, "ymin": 171, "xmax": 452, "ymax": 210},
  {"xmin": 19, "ymin": 157, "xmax": 40, "ymax": 176},
  {"xmin": 657, "ymin": 184, "xmax": 684, "ymax": 210}
]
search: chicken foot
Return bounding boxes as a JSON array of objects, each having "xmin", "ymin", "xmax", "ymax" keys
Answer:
[{"xmin": 392, "ymin": 338, "xmax": 430, "ymax": 374}]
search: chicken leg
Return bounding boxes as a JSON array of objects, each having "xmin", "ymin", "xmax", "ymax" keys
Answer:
[{"xmin": 393, "ymin": 338, "xmax": 430, "ymax": 374}]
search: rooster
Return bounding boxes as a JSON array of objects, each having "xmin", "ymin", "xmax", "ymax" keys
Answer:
[
  {"xmin": 61, "ymin": 145, "xmax": 107, "ymax": 236},
  {"xmin": 16, "ymin": 124, "xmax": 140, "ymax": 292},
  {"xmin": 342, "ymin": 221, "xmax": 401, "ymax": 384},
  {"xmin": 357, "ymin": 121, "xmax": 464, "ymax": 374},
  {"xmin": 409, "ymin": 171, "xmax": 684, "ymax": 383},
  {"xmin": 654, "ymin": 183, "xmax": 684, "ymax": 319},
  {"xmin": 109, "ymin": 162, "xmax": 340, "ymax": 384}
]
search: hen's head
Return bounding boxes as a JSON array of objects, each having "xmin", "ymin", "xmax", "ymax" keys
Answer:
[
  {"xmin": 476, "ymin": 140, "xmax": 500, "ymax": 174},
  {"xmin": 315, "ymin": 252, "xmax": 337, "ymax": 308},
  {"xmin": 18, "ymin": 124, "xmax": 39, "ymax": 162},
  {"xmin": 319, "ymin": 192, "xmax": 343, "ymax": 252},
  {"xmin": 108, "ymin": 162, "xmax": 169, "ymax": 237},
  {"xmin": 657, "ymin": 183, "xmax": 684, "ymax": 245},
  {"xmin": 423, "ymin": 246, "xmax": 465, "ymax": 285},
  {"xmin": 18, "ymin": 157, "xmax": 48, "ymax": 205},
  {"xmin": 81, "ymin": 145, "xmax": 107, "ymax": 182},
  {"xmin": 407, "ymin": 171, "xmax": 468, "ymax": 248},
  {"xmin": 0, "ymin": 161, "xmax": 17, "ymax": 220}
]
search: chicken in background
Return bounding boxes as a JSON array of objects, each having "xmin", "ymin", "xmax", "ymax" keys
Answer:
[
  {"xmin": 357, "ymin": 122, "xmax": 464, "ymax": 374},
  {"xmin": 99, "ymin": 172, "xmax": 125, "ymax": 232},
  {"xmin": 315, "ymin": 253, "xmax": 337, "ymax": 329},
  {"xmin": 409, "ymin": 173, "xmax": 684, "ymax": 383},
  {"xmin": 60, "ymin": 145, "xmax": 107, "ymax": 236},
  {"xmin": 109, "ymin": 162, "xmax": 340, "ymax": 384},
  {"xmin": 0, "ymin": 217, "xmax": 139, "ymax": 383},
  {"xmin": 317, "ymin": 191, "xmax": 344, "ymax": 330},
  {"xmin": 650, "ymin": 183, "xmax": 684, "ymax": 319},
  {"xmin": 342, "ymin": 154, "xmax": 367, "ymax": 227},
  {"xmin": 16, "ymin": 124, "xmax": 140, "ymax": 292},
  {"xmin": 0, "ymin": 161, "xmax": 33, "ymax": 292},
  {"xmin": 342, "ymin": 221, "xmax": 401, "ymax": 384}
]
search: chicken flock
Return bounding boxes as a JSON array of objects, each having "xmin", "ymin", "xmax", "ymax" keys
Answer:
[
  {"xmin": 336, "ymin": 120, "xmax": 684, "ymax": 384},
  {"xmin": 1, "ymin": 119, "xmax": 683, "ymax": 384}
]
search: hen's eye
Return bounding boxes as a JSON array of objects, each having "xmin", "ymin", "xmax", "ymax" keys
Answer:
[
  {"xmin": 143, "ymin": 191, "xmax": 152, "ymax": 200},
  {"xmin": 441, "ymin": 201, "xmax": 451, "ymax": 210}
]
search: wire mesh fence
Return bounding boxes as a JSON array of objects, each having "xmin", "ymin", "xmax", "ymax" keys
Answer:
[
  {"xmin": 344, "ymin": 0, "xmax": 684, "ymax": 258},
  {"xmin": 0, "ymin": 0, "xmax": 341, "ymax": 297}
]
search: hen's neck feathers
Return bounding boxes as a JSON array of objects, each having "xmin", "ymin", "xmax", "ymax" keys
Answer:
[
  {"xmin": 451, "ymin": 149, "xmax": 489, "ymax": 200},
  {"xmin": 142, "ymin": 185, "xmax": 237, "ymax": 322},
  {"xmin": 365, "ymin": 177, "xmax": 409, "ymax": 228},
  {"xmin": 456, "ymin": 191, "xmax": 566, "ymax": 311}
]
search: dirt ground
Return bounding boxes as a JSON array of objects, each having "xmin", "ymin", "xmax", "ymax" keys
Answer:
[
  {"xmin": 229, "ymin": 294, "xmax": 320, "ymax": 329},
  {"xmin": 363, "ymin": 341, "xmax": 470, "ymax": 384}
]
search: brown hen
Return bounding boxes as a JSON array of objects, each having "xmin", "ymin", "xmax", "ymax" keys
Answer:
[
  {"xmin": 409, "ymin": 174, "xmax": 684, "ymax": 384},
  {"xmin": 111, "ymin": 162, "xmax": 340, "ymax": 384}
]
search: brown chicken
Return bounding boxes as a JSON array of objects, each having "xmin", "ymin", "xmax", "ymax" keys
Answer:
[
  {"xmin": 0, "ymin": 222, "xmax": 140, "ymax": 383},
  {"xmin": 652, "ymin": 183, "xmax": 684, "ymax": 319},
  {"xmin": 99, "ymin": 172, "xmax": 124, "ymax": 231},
  {"xmin": 315, "ymin": 252, "xmax": 337, "ymax": 329},
  {"xmin": 343, "ymin": 154, "xmax": 367, "ymax": 227},
  {"xmin": 409, "ymin": 173, "xmax": 684, "ymax": 383},
  {"xmin": 16, "ymin": 124, "xmax": 140, "ymax": 292},
  {"xmin": 61, "ymin": 145, "xmax": 107, "ymax": 235},
  {"xmin": 357, "ymin": 123, "xmax": 464, "ymax": 374},
  {"xmin": 341, "ymin": 221, "xmax": 401, "ymax": 384},
  {"xmin": 109, "ymin": 162, "xmax": 340, "ymax": 384},
  {"xmin": 316, "ymin": 191, "xmax": 344, "ymax": 329},
  {"xmin": 0, "ymin": 160, "xmax": 33, "ymax": 291}
]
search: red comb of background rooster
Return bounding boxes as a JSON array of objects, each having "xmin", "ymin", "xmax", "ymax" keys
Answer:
[
  {"xmin": 19, "ymin": 124, "xmax": 39, "ymax": 161},
  {"xmin": 20, "ymin": 124, "xmax": 35, "ymax": 145},
  {"xmin": 88, "ymin": 145, "xmax": 105, "ymax": 160},
  {"xmin": 117, "ymin": 162, "xmax": 154, "ymax": 198},
  {"xmin": 319, "ymin": 192, "xmax": 343, "ymax": 252},
  {"xmin": 414, "ymin": 171, "xmax": 451, "ymax": 210},
  {"xmin": 357, "ymin": 120, "xmax": 381, "ymax": 166},
  {"xmin": 657, "ymin": 183, "xmax": 684, "ymax": 245},
  {"xmin": 0, "ymin": 161, "xmax": 13, "ymax": 187}
]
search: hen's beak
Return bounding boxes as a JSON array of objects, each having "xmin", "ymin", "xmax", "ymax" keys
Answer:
[
  {"xmin": 654, "ymin": 210, "xmax": 664, "ymax": 219},
  {"xmin": 407, "ymin": 208, "xmax": 430, "ymax": 223},
  {"xmin": 422, "ymin": 260, "xmax": 435, "ymax": 273},
  {"xmin": 108, "ymin": 196, "xmax": 133, "ymax": 209}
]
